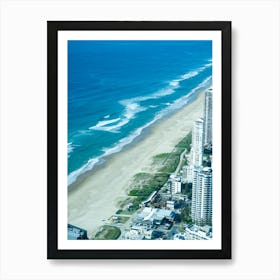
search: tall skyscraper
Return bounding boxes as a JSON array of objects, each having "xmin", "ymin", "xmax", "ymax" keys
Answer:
[
  {"xmin": 203, "ymin": 88, "xmax": 213, "ymax": 145},
  {"xmin": 191, "ymin": 167, "xmax": 212, "ymax": 226},
  {"xmin": 191, "ymin": 118, "xmax": 204, "ymax": 167}
]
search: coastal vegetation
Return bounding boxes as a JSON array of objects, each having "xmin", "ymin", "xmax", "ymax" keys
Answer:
[
  {"xmin": 94, "ymin": 225, "xmax": 121, "ymax": 240},
  {"xmin": 128, "ymin": 172, "xmax": 169, "ymax": 210},
  {"xmin": 116, "ymin": 216, "xmax": 130, "ymax": 224},
  {"xmin": 152, "ymin": 153, "xmax": 170, "ymax": 165},
  {"xmin": 129, "ymin": 173, "xmax": 169, "ymax": 196},
  {"xmin": 176, "ymin": 132, "xmax": 192, "ymax": 151},
  {"xmin": 158, "ymin": 153, "xmax": 180, "ymax": 173},
  {"xmin": 116, "ymin": 209, "xmax": 135, "ymax": 215},
  {"xmin": 125, "ymin": 133, "xmax": 193, "ymax": 211},
  {"xmin": 158, "ymin": 132, "xmax": 192, "ymax": 173}
]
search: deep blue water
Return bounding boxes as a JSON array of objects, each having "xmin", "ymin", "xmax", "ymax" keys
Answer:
[{"xmin": 68, "ymin": 40, "xmax": 212, "ymax": 185}]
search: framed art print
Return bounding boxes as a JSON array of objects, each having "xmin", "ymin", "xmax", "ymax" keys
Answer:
[{"xmin": 47, "ymin": 21, "xmax": 231, "ymax": 259}]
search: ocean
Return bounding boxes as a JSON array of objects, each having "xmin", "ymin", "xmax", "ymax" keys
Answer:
[{"xmin": 68, "ymin": 40, "xmax": 212, "ymax": 186}]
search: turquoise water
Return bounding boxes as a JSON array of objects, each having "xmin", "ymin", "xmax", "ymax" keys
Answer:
[{"xmin": 68, "ymin": 40, "xmax": 212, "ymax": 185}]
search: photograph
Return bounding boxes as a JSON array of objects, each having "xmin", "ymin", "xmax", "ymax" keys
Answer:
[
  {"xmin": 48, "ymin": 21, "xmax": 231, "ymax": 258},
  {"xmin": 67, "ymin": 40, "xmax": 213, "ymax": 240}
]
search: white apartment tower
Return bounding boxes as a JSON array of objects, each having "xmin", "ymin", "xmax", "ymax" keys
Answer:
[
  {"xmin": 169, "ymin": 174, "xmax": 182, "ymax": 194},
  {"xmin": 203, "ymin": 88, "xmax": 213, "ymax": 145},
  {"xmin": 191, "ymin": 167, "xmax": 212, "ymax": 226},
  {"xmin": 191, "ymin": 118, "xmax": 204, "ymax": 167}
]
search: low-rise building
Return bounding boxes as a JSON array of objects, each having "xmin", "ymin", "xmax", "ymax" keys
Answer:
[
  {"xmin": 173, "ymin": 233, "xmax": 186, "ymax": 240},
  {"xmin": 135, "ymin": 207, "xmax": 176, "ymax": 225},
  {"xmin": 166, "ymin": 200, "xmax": 175, "ymax": 210},
  {"xmin": 68, "ymin": 224, "xmax": 88, "ymax": 240},
  {"xmin": 169, "ymin": 174, "xmax": 182, "ymax": 194},
  {"xmin": 124, "ymin": 229, "xmax": 143, "ymax": 240},
  {"xmin": 184, "ymin": 225, "xmax": 212, "ymax": 240}
]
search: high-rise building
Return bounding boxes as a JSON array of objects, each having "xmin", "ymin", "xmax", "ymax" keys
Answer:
[
  {"xmin": 191, "ymin": 167, "xmax": 212, "ymax": 226},
  {"xmin": 169, "ymin": 174, "xmax": 182, "ymax": 194},
  {"xmin": 203, "ymin": 88, "xmax": 212, "ymax": 145},
  {"xmin": 191, "ymin": 118, "xmax": 204, "ymax": 167}
]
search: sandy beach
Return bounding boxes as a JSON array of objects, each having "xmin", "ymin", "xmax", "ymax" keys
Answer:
[{"xmin": 68, "ymin": 89, "xmax": 206, "ymax": 237}]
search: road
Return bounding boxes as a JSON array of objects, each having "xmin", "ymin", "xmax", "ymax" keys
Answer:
[{"xmin": 175, "ymin": 148, "xmax": 187, "ymax": 175}]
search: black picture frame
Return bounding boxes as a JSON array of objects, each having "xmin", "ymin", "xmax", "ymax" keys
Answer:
[{"xmin": 47, "ymin": 21, "xmax": 231, "ymax": 259}]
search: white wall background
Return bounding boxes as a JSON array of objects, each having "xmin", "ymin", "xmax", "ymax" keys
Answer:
[{"xmin": 0, "ymin": 0, "xmax": 279, "ymax": 279}]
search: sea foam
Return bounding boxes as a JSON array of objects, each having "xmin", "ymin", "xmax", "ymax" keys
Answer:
[
  {"xmin": 68, "ymin": 76, "xmax": 212, "ymax": 186},
  {"xmin": 68, "ymin": 142, "xmax": 74, "ymax": 158},
  {"xmin": 89, "ymin": 118, "xmax": 121, "ymax": 129},
  {"xmin": 89, "ymin": 103, "xmax": 146, "ymax": 132},
  {"xmin": 88, "ymin": 63, "xmax": 211, "ymax": 134}
]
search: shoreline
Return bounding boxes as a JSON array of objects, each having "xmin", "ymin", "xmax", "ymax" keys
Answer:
[
  {"xmin": 68, "ymin": 87, "xmax": 208, "ymax": 237},
  {"xmin": 68, "ymin": 83, "xmax": 209, "ymax": 189}
]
